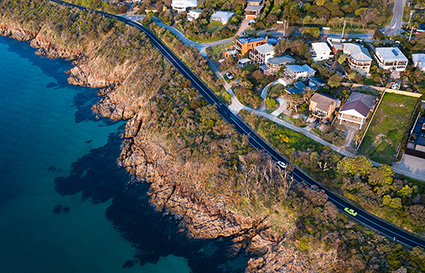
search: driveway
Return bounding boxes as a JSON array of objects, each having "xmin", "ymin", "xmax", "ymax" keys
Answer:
[{"xmin": 393, "ymin": 154, "xmax": 425, "ymax": 182}]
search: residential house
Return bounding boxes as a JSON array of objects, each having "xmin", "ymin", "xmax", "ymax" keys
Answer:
[
  {"xmin": 343, "ymin": 43, "xmax": 373, "ymax": 75},
  {"xmin": 311, "ymin": 42, "xmax": 332, "ymax": 62},
  {"xmin": 412, "ymin": 54, "xmax": 425, "ymax": 72},
  {"xmin": 171, "ymin": 0, "xmax": 197, "ymax": 12},
  {"xmin": 284, "ymin": 64, "xmax": 316, "ymax": 80},
  {"xmin": 285, "ymin": 81, "xmax": 309, "ymax": 94},
  {"xmin": 238, "ymin": 58, "xmax": 251, "ymax": 67},
  {"xmin": 309, "ymin": 93, "xmax": 340, "ymax": 119},
  {"xmin": 338, "ymin": 92, "xmax": 377, "ymax": 129},
  {"xmin": 187, "ymin": 8, "xmax": 202, "ymax": 21},
  {"xmin": 234, "ymin": 36, "xmax": 268, "ymax": 55},
  {"xmin": 210, "ymin": 11, "xmax": 235, "ymax": 25},
  {"xmin": 374, "ymin": 47, "xmax": 408, "ymax": 71},
  {"xmin": 308, "ymin": 78, "xmax": 327, "ymax": 88},
  {"xmin": 249, "ymin": 43, "xmax": 274, "ymax": 64},
  {"xmin": 327, "ymin": 38, "xmax": 344, "ymax": 54},
  {"xmin": 245, "ymin": 0, "xmax": 264, "ymax": 19},
  {"xmin": 260, "ymin": 55, "xmax": 295, "ymax": 75}
]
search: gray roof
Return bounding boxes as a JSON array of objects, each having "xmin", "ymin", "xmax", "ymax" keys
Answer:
[
  {"xmin": 340, "ymin": 92, "xmax": 377, "ymax": 117},
  {"xmin": 343, "ymin": 43, "xmax": 372, "ymax": 62},
  {"xmin": 412, "ymin": 54, "xmax": 425, "ymax": 67},
  {"xmin": 245, "ymin": 5, "xmax": 263, "ymax": 11},
  {"xmin": 311, "ymin": 93, "xmax": 338, "ymax": 112},
  {"xmin": 254, "ymin": 43, "xmax": 274, "ymax": 54},
  {"xmin": 267, "ymin": 55, "xmax": 295, "ymax": 65},
  {"xmin": 375, "ymin": 47, "xmax": 408, "ymax": 62}
]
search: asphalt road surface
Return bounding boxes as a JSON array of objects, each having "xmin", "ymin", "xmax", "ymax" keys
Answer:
[
  {"xmin": 50, "ymin": 0, "xmax": 425, "ymax": 249},
  {"xmin": 383, "ymin": 0, "xmax": 405, "ymax": 36}
]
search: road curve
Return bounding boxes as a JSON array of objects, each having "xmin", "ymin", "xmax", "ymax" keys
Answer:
[
  {"xmin": 383, "ymin": 0, "xmax": 405, "ymax": 36},
  {"xmin": 49, "ymin": 0, "xmax": 425, "ymax": 249}
]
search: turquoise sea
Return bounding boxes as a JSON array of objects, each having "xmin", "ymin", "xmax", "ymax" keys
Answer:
[{"xmin": 0, "ymin": 36, "xmax": 247, "ymax": 273}]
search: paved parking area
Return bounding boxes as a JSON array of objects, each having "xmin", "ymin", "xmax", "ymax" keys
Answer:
[{"xmin": 393, "ymin": 154, "xmax": 425, "ymax": 182}]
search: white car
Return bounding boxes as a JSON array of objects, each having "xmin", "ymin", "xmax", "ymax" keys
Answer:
[
  {"xmin": 277, "ymin": 161, "xmax": 287, "ymax": 168},
  {"xmin": 226, "ymin": 72, "xmax": 233, "ymax": 80}
]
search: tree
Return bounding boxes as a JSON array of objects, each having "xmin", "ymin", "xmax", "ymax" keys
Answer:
[
  {"xmin": 337, "ymin": 156, "xmax": 373, "ymax": 176},
  {"xmin": 274, "ymin": 38, "xmax": 290, "ymax": 55},
  {"xmin": 373, "ymin": 29, "xmax": 384, "ymax": 40},
  {"xmin": 338, "ymin": 54, "xmax": 347, "ymax": 64},
  {"xmin": 328, "ymin": 74, "xmax": 343, "ymax": 88}
]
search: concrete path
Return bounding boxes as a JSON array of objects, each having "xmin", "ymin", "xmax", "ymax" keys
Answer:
[{"xmin": 271, "ymin": 97, "xmax": 287, "ymax": 117}]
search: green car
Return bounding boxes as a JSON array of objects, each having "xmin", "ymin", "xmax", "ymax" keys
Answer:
[{"xmin": 344, "ymin": 207, "xmax": 357, "ymax": 216}]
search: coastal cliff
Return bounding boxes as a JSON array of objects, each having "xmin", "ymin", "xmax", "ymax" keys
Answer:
[{"xmin": 2, "ymin": 1, "xmax": 422, "ymax": 272}]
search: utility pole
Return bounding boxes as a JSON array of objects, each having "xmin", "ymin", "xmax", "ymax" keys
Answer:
[
  {"xmin": 341, "ymin": 20, "xmax": 346, "ymax": 40},
  {"xmin": 409, "ymin": 11, "xmax": 414, "ymax": 41}
]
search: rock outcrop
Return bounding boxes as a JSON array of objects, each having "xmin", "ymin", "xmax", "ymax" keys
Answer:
[{"xmin": 0, "ymin": 21, "xmax": 335, "ymax": 273}]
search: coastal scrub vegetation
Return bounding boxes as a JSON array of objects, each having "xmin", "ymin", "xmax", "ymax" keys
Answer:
[
  {"xmin": 1, "ymin": 0, "xmax": 425, "ymax": 271},
  {"xmin": 137, "ymin": 0, "xmax": 243, "ymax": 41}
]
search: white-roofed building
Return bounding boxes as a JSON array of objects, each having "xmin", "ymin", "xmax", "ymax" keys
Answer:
[
  {"xmin": 374, "ymin": 47, "xmax": 408, "ymax": 71},
  {"xmin": 187, "ymin": 8, "xmax": 202, "ymax": 21},
  {"xmin": 172, "ymin": 0, "xmax": 198, "ymax": 12},
  {"xmin": 342, "ymin": 43, "xmax": 373, "ymax": 75},
  {"xmin": 311, "ymin": 42, "xmax": 332, "ymax": 62},
  {"xmin": 210, "ymin": 11, "xmax": 235, "ymax": 25},
  {"xmin": 412, "ymin": 54, "xmax": 425, "ymax": 72},
  {"xmin": 249, "ymin": 43, "xmax": 274, "ymax": 64},
  {"xmin": 260, "ymin": 55, "xmax": 295, "ymax": 75}
]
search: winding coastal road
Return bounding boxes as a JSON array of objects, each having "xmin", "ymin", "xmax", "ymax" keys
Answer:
[
  {"xmin": 50, "ymin": 0, "xmax": 425, "ymax": 249},
  {"xmin": 383, "ymin": 0, "xmax": 405, "ymax": 36}
]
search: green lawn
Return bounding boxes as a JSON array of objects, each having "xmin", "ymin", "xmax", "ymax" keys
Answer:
[
  {"xmin": 210, "ymin": 42, "xmax": 234, "ymax": 56},
  {"xmin": 358, "ymin": 93, "xmax": 419, "ymax": 165},
  {"xmin": 205, "ymin": 21, "xmax": 222, "ymax": 33},
  {"xmin": 268, "ymin": 84, "xmax": 284, "ymax": 97}
]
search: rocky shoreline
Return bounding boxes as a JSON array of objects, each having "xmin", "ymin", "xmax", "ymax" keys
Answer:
[{"xmin": 0, "ymin": 22, "xmax": 335, "ymax": 272}]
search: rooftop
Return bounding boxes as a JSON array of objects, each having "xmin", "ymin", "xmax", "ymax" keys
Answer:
[
  {"xmin": 172, "ymin": 0, "xmax": 198, "ymax": 8},
  {"xmin": 190, "ymin": 8, "xmax": 203, "ymax": 13},
  {"xmin": 375, "ymin": 47, "xmax": 408, "ymax": 62},
  {"xmin": 254, "ymin": 43, "xmax": 274, "ymax": 54},
  {"xmin": 312, "ymin": 42, "xmax": 331, "ymax": 53},
  {"xmin": 245, "ymin": 5, "xmax": 263, "ymax": 11},
  {"xmin": 412, "ymin": 54, "xmax": 425, "ymax": 67},
  {"xmin": 247, "ymin": 0, "xmax": 262, "ymax": 3},
  {"xmin": 236, "ymin": 36, "xmax": 267, "ymax": 44},
  {"xmin": 340, "ymin": 92, "xmax": 377, "ymax": 117},
  {"xmin": 343, "ymin": 43, "xmax": 372, "ymax": 62},
  {"xmin": 267, "ymin": 55, "xmax": 295, "ymax": 65},
  {"xmin": 286, "ymin": 81, "xmax": 307, "ymax": 94},
  {"xmin": 211, "ymin": 11, "xmax": 235, "ymax": 20},
  {"xmin": 311, "ymin": 93, "xmax": 338, "ymax": 112}
]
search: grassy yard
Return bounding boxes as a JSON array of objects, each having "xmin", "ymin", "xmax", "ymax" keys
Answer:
[
  {"xmin": 210, "ymin": 42, "xmax": 233, "ymax": 56},
  {"xmin": 358, "ymin": 92, "xmax": 419, "ymax": 165},
  {"xmin": 268, "ymin": 83, "xmax": 285, "ymax": 97},
  {"xmin": 205, "ymin": 21, "xmax": 222, "ymax": 33}
]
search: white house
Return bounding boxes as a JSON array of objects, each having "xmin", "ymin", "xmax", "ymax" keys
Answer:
[
  {"xmin": 311, "ymin": 42, "xmax": 332, "ymax": 62},
  {"xmin": 172, "ymin": 0, "xmax": 198, "ymax": 12},
  {"xmin": 412, "ymin": 54, "xmax": 425, "ymax": 72},
  {"xmin": 187, "ymin": 8, "xmax": 202, "ymax": 21},
  {"xmin": 338, "ymin": 92, "xmax": 377, "ymax": 129},
  {"xmin": 374, "ymin": 47, "xmax": 408, "ymax": 71},
  {"xmin": 342, "ymin": 43, "xmax": 373, "ymax": 75},
  {"xmin": 210, "ymin": 11, "xmax": 235, "ymax": 25},
  {"xmin": 249, "ymin": 43, "xmax": 274, "ymax": 64}
]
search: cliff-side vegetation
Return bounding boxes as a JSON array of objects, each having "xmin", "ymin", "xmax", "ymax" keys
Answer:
[{"xmin": 1, "ymin": 1, "xmax": 424, "ymax": 272}]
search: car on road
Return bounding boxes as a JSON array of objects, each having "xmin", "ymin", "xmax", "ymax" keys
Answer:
[
  {"xmin": 277, "ymin": 161, "xmax": 287, "ymax": 168},
  {"xmin": 344, "ymin": 207, "xmax": 357, "ymax": 216},
  {"xmin": 225, "ymin": 72, "xmax": 233, "ymax": 80}
]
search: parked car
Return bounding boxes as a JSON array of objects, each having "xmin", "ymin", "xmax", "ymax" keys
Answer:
[
  {"xmin": 344, "ymin": 207, "xmax": 357, "ymax": 216},
  {"xmin": 277, "ymin": 161, "xmax": 287, "ymax": 168},
  {"xmin": 225, "ymin": 72, "xmax": 233, "ymax": 80},
  {"xmin": 248, "ymin": 19, "xmax": 256, "ymax": 25}
]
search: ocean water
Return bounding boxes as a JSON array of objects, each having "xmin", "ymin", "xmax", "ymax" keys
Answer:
[{"xmin": 0, "ymin": 36, "xmax": 247, "ymax": 273}]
